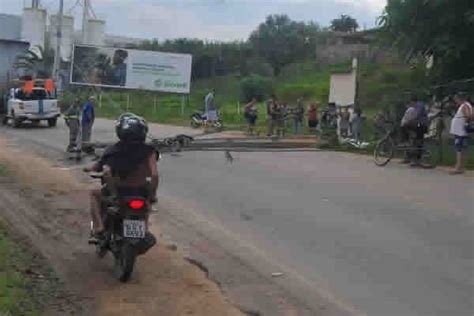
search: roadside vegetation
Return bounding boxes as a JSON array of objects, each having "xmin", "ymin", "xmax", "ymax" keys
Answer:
[
  {"xmin": 0, "ymin": 221, "xmax": 42, "ymax": 316},
  {"xmin": 0, "ymin": 164, "xmax": 62, "ymax": 316},
  {"xmin": 0, "ymin": 164, "xmax": 8, "ymax": 176}
]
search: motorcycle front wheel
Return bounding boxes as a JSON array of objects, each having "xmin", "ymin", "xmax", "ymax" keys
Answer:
[
  {"xmin": 190, "ymin": 120, "xmax": 200, "ymax": 128},
  {"xmin": 114, "ymin": 243, "xmax": 136, "ymax": 282}
]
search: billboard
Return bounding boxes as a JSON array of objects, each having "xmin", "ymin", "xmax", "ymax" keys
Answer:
[{"xmin": 70, "ymin": 45, "xmax": 192, "ymax": 93}]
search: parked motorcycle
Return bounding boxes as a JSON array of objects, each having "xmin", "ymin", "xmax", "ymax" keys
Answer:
[
  {"xmin": 190, "ymin": 111, "xmax": 222, "ymax": 129},
  {"xmin": 87, "ymin": 172, "xmax": 156, "ymax": 282},
  {"xmin": 321, "ymin": 108, "xmax": 338, "ymax": 129}
]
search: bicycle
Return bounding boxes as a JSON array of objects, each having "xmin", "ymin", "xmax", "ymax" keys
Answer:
[{"xmin": 373, "ymin": 119, "xmax": 441, "ymax": 168}]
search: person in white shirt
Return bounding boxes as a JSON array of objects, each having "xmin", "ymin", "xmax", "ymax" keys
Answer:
[{"xmin": 450, "ymin": 92, "xmax": 473, "ymax": 174}]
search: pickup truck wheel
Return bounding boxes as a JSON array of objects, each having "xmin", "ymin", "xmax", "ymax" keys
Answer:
[
  {"xmin": 47, "ymin": 118, "xmax": 57, "ymax": 127},
  {"xmin": 12, "ymin": 117, "xmax": 22, "ymax": 128}
]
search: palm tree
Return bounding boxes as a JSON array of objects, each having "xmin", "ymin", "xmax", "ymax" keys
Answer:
[{"xmin": 13, "ymin": 45, "xmax": 55, "ymax": 79}]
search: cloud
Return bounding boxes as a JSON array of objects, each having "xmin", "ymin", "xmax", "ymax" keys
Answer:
[
  {"xmin": 97, "ymin": 2, "xmax": 257, "ymax": 41},
  {"xmin": 0, "ymin": 0, "xmax": 385, "ymax": 41},
  {"xmin": 334, "ymin": 0, "xmax": 386, "ymax": 13}
]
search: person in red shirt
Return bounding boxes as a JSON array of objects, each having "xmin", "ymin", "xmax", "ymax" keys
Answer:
[{"xmin": 308, "ymin": 102, "xmax": 319, "ymax": 132}]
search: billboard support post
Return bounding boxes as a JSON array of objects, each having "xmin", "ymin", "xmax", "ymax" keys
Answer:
[
  {"xmin": 181, "ymin": 95, "xmax": 185, "ymax": 116},
  {"xmin": 126, "ymin": 93, "xmax": 130, "ymax": 110},
  {"xmin": 153, "ymin": 97, "xmax": 157, "ymax": 114}
]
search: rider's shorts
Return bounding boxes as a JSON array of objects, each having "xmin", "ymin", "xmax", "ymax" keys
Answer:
[
  {"xmin": 454, "ymin": 136, "xmax": 469, "ymax": 152},
  {"xmin": 207, "ymin": 110, "xmax": 218, "ymax": 121}
]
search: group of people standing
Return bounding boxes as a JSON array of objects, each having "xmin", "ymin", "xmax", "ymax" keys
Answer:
[
  {"xmin": 243, "ymin": 96, "xmax": 322, "ymax": 136},
  {"xmin": 243, "ymin": 96, "xmax": 364, "ymax": 140},
  {"xmin": 63, "ymin": 96, "xmax": 96, "ymax": 152}
]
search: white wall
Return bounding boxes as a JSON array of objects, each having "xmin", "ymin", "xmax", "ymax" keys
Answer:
[
  {"xmin": 84, "ymin": 19, "xmax": 105, "ymax": 46},
  {"xmin": 21, "ymin": 8, "xmax": 46, "ymax": 51},
  {"xmin": 50, "ymin": 14, "xmax": 75, "ymax": 62},
  {"xmin": 329, "ymin": 70, "xmax": 357, "ymax": 106}
]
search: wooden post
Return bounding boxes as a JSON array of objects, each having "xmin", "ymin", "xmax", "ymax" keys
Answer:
[
  {"xmin": 181, "ymin": 95, "xmax": 185, "ymax": 116},
  {"xmin": 153, "ymin": 97, "xmax": 157, "ymax": 114},
  {"xmin": 99, "ymin": 92, "xmax": 102, "ymax": 108},
  {"xmin": 126, "ymin": 93, "xmax": 130, "ymax": 111}
]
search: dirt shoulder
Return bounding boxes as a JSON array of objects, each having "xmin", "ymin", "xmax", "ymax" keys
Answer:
[{"xmin": 0, "ymin": 136, "xmax": 242, "ymax": 316}]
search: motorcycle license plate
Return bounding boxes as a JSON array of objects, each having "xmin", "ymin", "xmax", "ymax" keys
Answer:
[{"xmin": 123, "ymin": 220, "xmax": 146, "ymax": 238}]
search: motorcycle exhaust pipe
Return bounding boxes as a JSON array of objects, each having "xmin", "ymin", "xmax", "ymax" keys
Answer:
[{"xmin": 88, "ymin": 221, "xmax": 98, "ymax": 244}]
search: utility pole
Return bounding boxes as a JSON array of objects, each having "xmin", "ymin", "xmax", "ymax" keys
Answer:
[
  {"xmin": 82, "ymin": 0, "xmax": 90, "ymax": 44},
  {"xmin": 52, "ymin": 0, "xmax": 64, "ymax": 87}
]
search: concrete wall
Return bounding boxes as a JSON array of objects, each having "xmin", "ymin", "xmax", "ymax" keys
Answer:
[
  {"xmin": 0, "ymin": 14, "xmax": 22, "ymax": 41},
  {"xmin": 317, "ymin": 43, "xmax": 371, "ymax": 65},
  {"xmin": 0, "ymin": 40, "xmax": 30, "ymax": 87},
  {"xmin": 316, "ymin": 32, "xmax": 397, "ymax": 65}
]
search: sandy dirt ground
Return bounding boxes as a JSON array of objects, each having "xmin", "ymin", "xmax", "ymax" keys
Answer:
[{"xmin": 0, "ymin": 136, "xmax": 242, "ymax": 316}]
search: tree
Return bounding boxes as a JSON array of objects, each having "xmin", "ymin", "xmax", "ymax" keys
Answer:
[
  {"xmin": 379, "ymin": 0, "xmax": 474, "ymax": 81},
  {"xmin": 249, "ymin": 14, "xmax": 318, "ymax": 76},
  {"xmin": 138, "ymin": 38, "xmax": 248, "ymax": 80},
  {"xmin": 330, "ymin": 15, "xmax": 359, "ymax": 33},
  {"xmin": 13, "ymin": 46, "xmax": 55, "ymax": 79}
]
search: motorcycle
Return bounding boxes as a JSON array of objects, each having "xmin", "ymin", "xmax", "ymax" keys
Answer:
[
  {"xmin": 190, "ymin": 111, "xmax": 222, "ymax": 129},
  {"xmin": 88, "ymin": 172, "xmax": 156, "ymax": 282}
]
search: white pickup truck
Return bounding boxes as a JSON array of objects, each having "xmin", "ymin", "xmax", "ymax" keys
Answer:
[{"xmin": 4, "ymin": 86, "xmax": 60, "ymax": 127}]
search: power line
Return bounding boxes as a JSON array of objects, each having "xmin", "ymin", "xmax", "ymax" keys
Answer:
[
  {"xmin": 88, "ymin": 2, "xmax": 98, "ymax": 19},
  {"xmin": 67, "ymin": 0, "xmax": 82, "ymax": 15}
]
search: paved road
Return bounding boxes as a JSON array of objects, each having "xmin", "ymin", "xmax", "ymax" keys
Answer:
[{"xmin": 2, "ymin": 119, "xmax": 473, "ymax": 316}]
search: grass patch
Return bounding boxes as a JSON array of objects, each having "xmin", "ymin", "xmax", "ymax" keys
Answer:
[
  {"xmin": 0, "ymin": 164, "xmax": 8, "ymax": 176},
  {"xmin": 0, "ymin": 222, "xmax": 41, "ymax": 316}
]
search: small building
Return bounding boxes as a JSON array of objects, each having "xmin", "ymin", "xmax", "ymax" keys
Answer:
[
  {"xmin": 0, "ymin": 40, "xmax": 30, "ymax": 89},
  {"xmin": 0, "ymin": 13, "xmax": 22, "ymax": 41},
  {"xmin": 0, "ymin": 13, "xmax": 30, "ymax": 88},
  {"xmin": 316, "ymin": 30, "xmax": 396, "ymax": 65}
]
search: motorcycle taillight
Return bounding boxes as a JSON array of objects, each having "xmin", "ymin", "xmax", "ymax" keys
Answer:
[{"xmin": 128, "ymin": 199, "xmax": 145, "ymax": 210}]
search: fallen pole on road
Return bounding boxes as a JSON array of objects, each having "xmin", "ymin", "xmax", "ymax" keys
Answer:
[{"xmin": 91, "ymin": 134, "xmax": 321, "ymax": 154}]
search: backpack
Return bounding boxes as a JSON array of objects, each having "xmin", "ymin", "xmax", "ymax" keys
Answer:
[
  {"xmin": 415, "ymin": 102, "xmax": 428, "ymax": 127},
  {"xmin": 464, "ymin": 103, "xmax": 474, "ymax": 133}
]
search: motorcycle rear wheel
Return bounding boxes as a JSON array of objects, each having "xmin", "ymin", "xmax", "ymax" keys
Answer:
[{"xmin": 114, "ymin": 243, "xmax": 136, "ymax": 282}]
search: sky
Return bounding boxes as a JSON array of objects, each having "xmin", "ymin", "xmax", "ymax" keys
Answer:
[{"xmin": 0, "ymin": 0, "xmax": 386, "ymax": 41}]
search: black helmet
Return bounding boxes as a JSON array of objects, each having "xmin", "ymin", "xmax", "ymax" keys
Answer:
[{"xmin": 115, "ymin": 113, "xmax": 148, "ymax": 143}]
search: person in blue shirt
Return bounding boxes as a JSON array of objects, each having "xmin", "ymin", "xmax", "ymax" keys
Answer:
[
  {"xmin": 82, "ymin": 96, "xmax": 96, "ymax": 144},
  {"xmin": 204, "ymin": 90, "xmax": 214, "ymax": 115}
]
